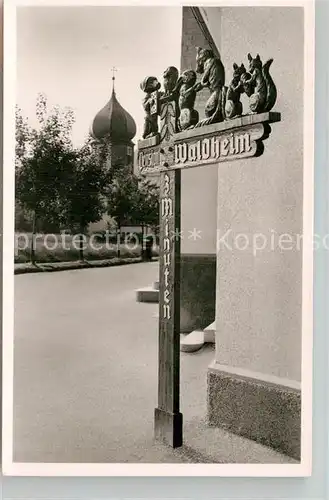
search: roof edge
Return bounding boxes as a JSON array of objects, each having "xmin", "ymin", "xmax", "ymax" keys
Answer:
[{"xmin": 190, "ymin": 7, "xmax": 221, "ymax": 59}]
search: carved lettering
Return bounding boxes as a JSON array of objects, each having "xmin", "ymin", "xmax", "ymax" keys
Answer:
[
  {"xmin": 163, "ymin": 173, "xmax": 170, "ymax": 195},
  {"xmin": 140, "ymin": 129, "xmax": 256, "ymax": 173},
  {"xmin": 164, "ymin": 253, "xmax": 170, "ymax": 267},
  {"xmin": 201, "ymin": 138, "xmax": 210, "ymax": 160},
  {"xmin": 211, "ymin": 137, "xmax": 220, "ymax": 159},
  {"xmin": 221, "ymin": 137, "xmax": 229, "ymax": 156},
  {"xmin": 138, "ymin": 149, "xmax": 161, "ymax": 171},
  {"xmin": 188, "ymin": 143, "xmax": 197, "ymax": 162},
  {"xmin": 229, "ymin": 133, "xmax": 236, "ymax": 155},
  {"xmin": 196, "ymin": 141, "xmax": 201, "ymax": 161},
  {"xmin": 163, "ymin": 304, "xmax": 171, "ymax": 320},
  {"xmin": 164, "ymin": 238, "xmax": 170, "ymax": 251},
  {"xmin": 161, "ymin": 172, "xmax": 174, "ymax": 323},
  {"xmin": 175, "ymin": 143, "xmax": 187, "ymax": 164},
  {"xmin": 165, "ymin": 220, "xmax": 169, "ymax": 237},
  {"xmin": 236, "ymin": 133, "xmax": 252, "ymax": 154},
  {"xmin": 164, "ymin": 267, "xmax": 170, "ymax": 287},
  {"xmin": 161, "ymin": 198, "xmax": 173, "ymax": 218},
  {"xmin": 164, "ymin": 289, "xmax": 170, "ymax": 304},
  {"xmin": 173, "ymin": 131, "xmax": 253, "ymax": 166}
]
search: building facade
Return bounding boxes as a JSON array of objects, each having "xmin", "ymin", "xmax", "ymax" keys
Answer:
[
  {"xmin": 138, "ymin": 6, "xmax": 304, "ymax": 459},
  {"xmin": 180, "ymin": 6, "xmax": 303, "ymax": 459}
]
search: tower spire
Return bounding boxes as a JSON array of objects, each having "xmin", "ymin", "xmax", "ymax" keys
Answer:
[{"xmin": 111, "ymin": 66, "xmax": 118, "ymax": 94}]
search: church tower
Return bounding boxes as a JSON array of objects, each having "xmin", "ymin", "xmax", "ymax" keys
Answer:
[
  {"xmin": 88, "ymin": 71, "xmax": 137, "ymax": 233},
  {"xmin": 90, "ymin": 70, "xmax": 137, "ymax": 172}
]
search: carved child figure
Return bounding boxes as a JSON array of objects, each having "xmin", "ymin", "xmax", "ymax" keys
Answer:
[
  {"xmin": 162, "ymin": 66, "xmax": 179, "ymax": 97},
  {"xmin": 157, "ymin": 66, "xmax": 181, "ymax": 135},
  {"xmin": 241, "ymin": 53, "xmax": 277, "ymax": 113},
  {"xmin": 174, "ymin": 70, "xmax": 199, "ymax": 130},
  {"xmin": 140, "ymin": 76, "xmax": 161, "ymax": 139}
]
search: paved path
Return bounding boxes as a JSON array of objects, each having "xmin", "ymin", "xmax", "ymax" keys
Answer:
[{"xmin": 14, "ymin": 262, "xmax": 296, "ymax": 464}]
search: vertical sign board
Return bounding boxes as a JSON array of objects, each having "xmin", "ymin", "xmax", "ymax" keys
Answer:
[
  {"xmin": 155, "ymin": 169, "xmax": 182, "ymax": 447},
  {"xmin": 138, "ymin": 112, "xmax": 281, "ymax": 449}
]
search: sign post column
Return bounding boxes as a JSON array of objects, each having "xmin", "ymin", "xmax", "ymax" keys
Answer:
[{"xmin": 154, "ymin": 160, "xmax": 182, "ymax": 447}]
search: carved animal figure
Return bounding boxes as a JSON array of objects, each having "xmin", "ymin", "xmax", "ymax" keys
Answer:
[
  {"xmin": 241, "ymin": 53, "xmax": 277, "ymax": 113},
  {"xmin": 174, "ymin": 70, "xmax": 199, "ymax": 130},
  {"xmin": 194, "ymin": 47, "xmax": 226, "ymax": 126},
  {"xmin": 140, "ymin": 76, "xmax": 161, "ymax": 139},
  {"xmin": 224, "ymin": 63, "xmax": 246, "ymax": 119}
]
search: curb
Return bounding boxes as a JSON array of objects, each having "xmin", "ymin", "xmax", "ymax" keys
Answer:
[{"xmin": 15, "ymin": 257, "xmax": 159, "ymax": 275}]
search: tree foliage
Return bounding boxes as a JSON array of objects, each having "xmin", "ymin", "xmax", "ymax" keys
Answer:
[
  {"xmin": 106, "ymin": 164, "xmax": 137, "ymax": 227},
  {"xmin": 15, "ymin": 93, "xmax": 160, "ymax": 264},
  {"xmin": 104, "ymin": 162, "xmax": 159, "ymax": 257},
  {"xmin": 61, "ymin": 138, "xmax": 111, "ymax": 259},
  {"xmin": 106, "ymin": 163, "xmax": 159, "ymax": 228},
  {"xmin": 15, "ymin": 95, "xmax": 109, "ymax": 261},
  {"xmin": 15, "ymin": 94, "xmax": 76, "ymax": 232},
  {"xmin": 133, "ymin": 174, "xmax": 160, "ymax": 229}
]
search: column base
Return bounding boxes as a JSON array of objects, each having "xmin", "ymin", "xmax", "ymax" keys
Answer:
[
  {"xmin": 207, "ymin": 361, "xmax": 301, "ymax": 460},
  {"xmin": 154, "ymin": 408, "xmax": 183, "ymax": 448}
]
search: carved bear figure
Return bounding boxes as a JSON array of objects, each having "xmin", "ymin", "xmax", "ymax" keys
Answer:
[
  {"xmin": 140, "ymin": 76, "xmax": 161, "ymax": 139},
  {"xmin": 194, "ymin": 46, "xmax": 226, "ymax": 126},
  {"xmin": 241, "ymin": 53, "xmax": 277, "ymax": 113},
  {"xmin": 224, "ymin": 63, "xmax": 246, "ymax": 119}
]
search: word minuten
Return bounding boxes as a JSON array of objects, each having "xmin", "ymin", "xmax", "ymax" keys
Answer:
[
  {"xmin": 161, "ymin": 173, "xmax": 173, "ymax": 321},
  {"xmin": 174, "ymin": 132, "xmax": 252, "ymax": 166}
]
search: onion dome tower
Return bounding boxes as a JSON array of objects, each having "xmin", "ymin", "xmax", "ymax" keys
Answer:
[{"xmin": 90, "ymin": 69, "xmax": 137, "ymax": 172}]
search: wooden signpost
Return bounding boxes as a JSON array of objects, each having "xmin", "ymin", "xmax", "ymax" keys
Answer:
[{"xmin": 137, "ymin": 49, "xmax": 281, "ymax": 448}]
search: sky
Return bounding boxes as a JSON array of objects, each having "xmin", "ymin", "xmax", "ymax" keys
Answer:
[{"xmin": 17, "ymin": 6, "xmax": 183, "ymax": 147}]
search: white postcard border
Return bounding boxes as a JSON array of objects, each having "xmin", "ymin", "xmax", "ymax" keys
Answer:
[{"xmin": 2, "ymin": 0, "xmax": 315, "ymax": 477}]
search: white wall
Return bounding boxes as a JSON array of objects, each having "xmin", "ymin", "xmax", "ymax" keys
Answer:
[
  {"xmin": 214, "ymin": 7, "xmax": 304, "ymax": 381},
  {"xmin": 181, "ymin": 164, "xmax": 218, "ymax": 254},
  {"xmin": 180, "ymin": 7, "xmax": 220, "ymax": 255}
]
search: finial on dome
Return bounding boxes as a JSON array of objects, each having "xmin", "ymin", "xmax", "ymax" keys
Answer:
[{"xmin": 111, "ymin": 66, "xmax": 118, "ymax": 94}]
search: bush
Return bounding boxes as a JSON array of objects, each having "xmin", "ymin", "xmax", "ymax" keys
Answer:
[{"xmin": 14, "ymin": 232, "xmax": 143, "ymax": 264}]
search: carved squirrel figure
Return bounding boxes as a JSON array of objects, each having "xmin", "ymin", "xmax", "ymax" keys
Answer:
[
  {"xmin": 174, "ymin": 70, "xmax": 199, "ymax": 130},
  {"xmin": 224, "ymin": 63, "xmax": 246, "ymax": 119},
  {"xmin": 194, "ymin": 47, "xmax": 226, "ymax": 126},
  {"xmin": 241, "ymin": 53, "xmax": 277, "ymax": 113},
  {"xmin": 140, "ymin": 76, "xmax": 161, "ymax": 139}
]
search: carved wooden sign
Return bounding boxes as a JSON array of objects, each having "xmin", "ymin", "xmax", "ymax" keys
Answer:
[
  {"xmin": 138, "ymin": 112, "xmax": 281, "ymax": 175},
  {"xmin": 174, "ymin": 124, "xmax": 264, "ymax": 167},
  {"xmin": 137, "ymin": 50, "xmax": 281, "ymax": 450}
]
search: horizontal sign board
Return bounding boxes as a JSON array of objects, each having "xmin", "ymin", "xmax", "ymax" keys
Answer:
[{"xmin": 137, "ymin": 112, "xmax": 280, "ymax": 175}]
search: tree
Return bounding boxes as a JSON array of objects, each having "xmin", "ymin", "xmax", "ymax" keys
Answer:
[
  {"xmin": 106, "ymin": 164, "xmax": 140, "ymax": 258},
  {"xmin": 15, "ymin": 105, "xmax": 31, "ymax": 170},
  {"xmin": 106, "ymin": 164, "xmax": 159, "ymax": 257},
  {"xmin": 15, "ymin": 94, "xmax": 76, "ymax": 264},
  {"xmin": 133, "ymin": 175, "xmax": 159, "ymax": 230},
  {"xmin": 61, "ymin": 138, "xmax": 111, "ymax": 261}
]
